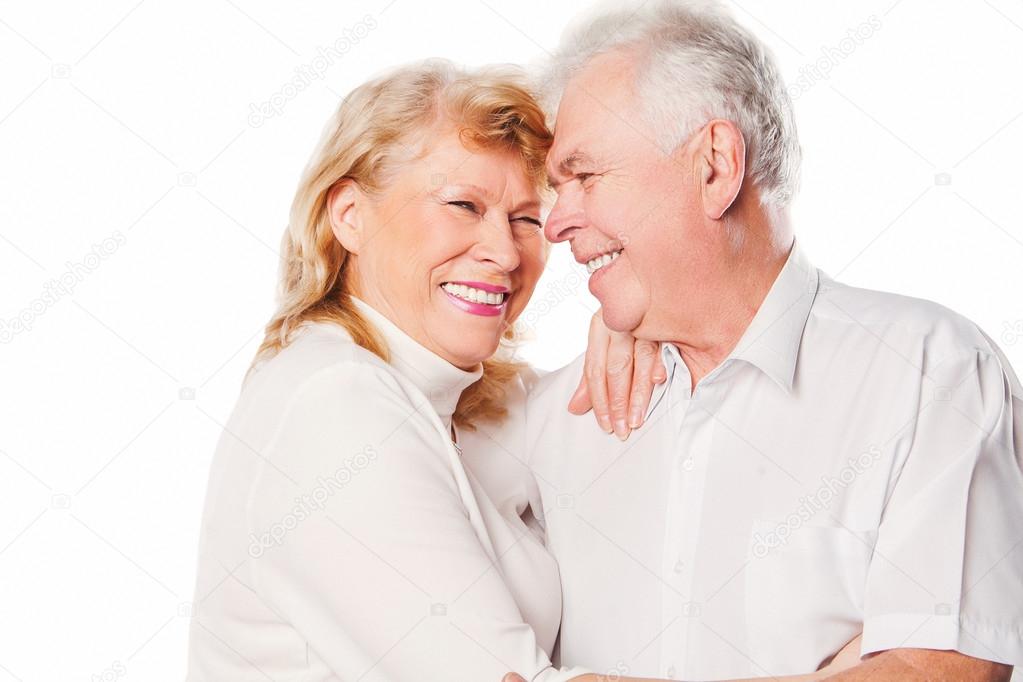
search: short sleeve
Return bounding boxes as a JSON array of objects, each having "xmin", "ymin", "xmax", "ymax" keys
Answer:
[
  {"xmin": 245, "ymin": 362, "xmax": 590, "ymax": 682},
  {"xmin": 861, "ymin": 350, "xmax": 1023, "ymax": 665}
]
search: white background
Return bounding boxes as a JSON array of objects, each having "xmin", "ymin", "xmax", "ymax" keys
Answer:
[{"xmin": 1, "ymin": 1, "xmax": 1022, "ymax": 680}]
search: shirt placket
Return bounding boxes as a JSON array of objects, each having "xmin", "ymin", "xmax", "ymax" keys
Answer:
[{"xmin": 658, "ymin": 372, "xmax": 714, "ymax": 680}]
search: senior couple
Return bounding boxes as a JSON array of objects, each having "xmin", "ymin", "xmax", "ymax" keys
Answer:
[{"xmin": 187, "ymin": 1, "xmax": 1023, "ymax": 680}]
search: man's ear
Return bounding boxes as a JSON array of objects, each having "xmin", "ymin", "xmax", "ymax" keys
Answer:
[
  {"xmin": 694, "ymin": 119, "xmax": 746, "ymax": 220},
  {"xmin": 326, "ymin": 179, "xmax": 365, "ymax": 254}
]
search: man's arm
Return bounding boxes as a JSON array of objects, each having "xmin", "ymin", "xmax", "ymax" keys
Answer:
[
  {"xmin": 505, "ymin": 650, "xmax": 1013, "ymax": 682},
  {"xmin": 825, "ymin": 649, "xmax": 1012, "ymax": 681},
  {"xmin": 504, "ymin": 634, "xmax": 867, "ymax": 682}
]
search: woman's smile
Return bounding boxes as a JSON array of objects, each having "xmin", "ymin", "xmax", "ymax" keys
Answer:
[{"xmin": 440, "ymin": 281, "xmax": 510, "ymax": 317}]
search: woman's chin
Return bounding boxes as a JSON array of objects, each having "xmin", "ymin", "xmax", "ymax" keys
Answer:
[{"xmin": 438, "ymin": 336, "xmax": 501, "ymax": 370}]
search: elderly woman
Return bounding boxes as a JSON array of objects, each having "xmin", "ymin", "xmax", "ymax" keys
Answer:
[
  {"xmin": 186, "ymin": 60, "xmax": 861, "ymax": 682},
  {"xmin": 185, "ymin": 59, "xmax": 666, "ymax": 682}
]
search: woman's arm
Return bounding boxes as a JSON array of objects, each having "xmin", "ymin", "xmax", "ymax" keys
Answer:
[
  {"xmin": 246, "ymin": 361, "xmax": 591, "ymax": 682},
  {"xmin": 502, "ymin": 634, "xmax": 864, "ymax": 682}
]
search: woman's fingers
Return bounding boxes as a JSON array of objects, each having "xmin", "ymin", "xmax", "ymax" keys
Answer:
[
  {"xmin": 605, "ymin": 328, "xmax": 636, "ymax": 440},
  {"xmin": 583, "ymin": 311, "xmax": 613, "ymax": 434},
  {"xmin": 579, "ymin": 311, "xmax": 664, "ymax": 439},
  {"xmin": 653, "ymin": 348, "xmax": 668, "ymax": 384},
  {"xmin": 628, "ymin": 339, "xmax": 661, "ymax": 428},
  {"xmin": 567, "ymin": 375, "xmax": 591, "ymax": 415}
]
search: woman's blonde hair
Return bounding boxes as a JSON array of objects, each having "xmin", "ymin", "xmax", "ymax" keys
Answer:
[{"xmin": 248, "ymin": 59, "xmax": 553, "ymax": 430}]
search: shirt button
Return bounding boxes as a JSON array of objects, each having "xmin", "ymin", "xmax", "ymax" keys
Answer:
[
  {"xmin": 681, "ymin": 457, "xmax": 694, "ymax": 471},
  {"xmin": 666, "ymin": 666, "xmax": 676, "ymax": 678}
]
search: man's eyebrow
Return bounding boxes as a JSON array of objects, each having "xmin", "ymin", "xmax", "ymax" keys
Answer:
[
  {"xmin": 547, "ymin": 150, "xmax": 595, "ymax": 188},
  {"xmin": 559, "ymin": 151, "xmax": 594, "ymax": 174}
]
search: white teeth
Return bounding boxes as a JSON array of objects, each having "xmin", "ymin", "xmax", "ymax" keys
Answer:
[
  {"xmin": 441, "ymin": 283, "xmax": 507, "ymax": 306},
  {"xmin": 586, "ymin": 249, "xmax": 623, "ymax": 274}
]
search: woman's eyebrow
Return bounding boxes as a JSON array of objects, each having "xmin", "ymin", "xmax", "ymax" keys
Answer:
[
  {"xmin": 443, "ymin": 183, "xmax": 496, "ymax": 201},
  {"xmin": 510, "ymin": 198, "xmax": 541, "ymax": 214},
  {"xmin": 446, "ymin": 183, "xmax": 540, "ymax": 213}
]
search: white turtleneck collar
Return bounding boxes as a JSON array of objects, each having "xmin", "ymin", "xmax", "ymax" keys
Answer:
[{"xmin": 348, "ymin": 295, "xmax": 484, "ymax": 431}]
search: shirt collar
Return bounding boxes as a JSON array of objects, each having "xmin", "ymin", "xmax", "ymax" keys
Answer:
[
  {"xmin": 728, "ymin": 241, "xmax": 819, "ymax": 392},
  {"xmin": 644, "ymin": 242, "xmax": 818, "ymax": 418},
  {"xmin": 348, "ymin": 296, "xmax": 484, "ymax": 428}
]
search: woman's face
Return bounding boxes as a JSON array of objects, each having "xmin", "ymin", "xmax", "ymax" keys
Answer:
[{"xmin": 337, "ymin": 129, "xmax": 547, "ymax": 369}]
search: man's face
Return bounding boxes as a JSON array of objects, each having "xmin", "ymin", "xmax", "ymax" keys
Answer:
[{"xmin": 544, "ymin": 51, "xmax": 709, "ymax": 338}]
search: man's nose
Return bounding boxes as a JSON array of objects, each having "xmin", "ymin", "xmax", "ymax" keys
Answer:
[{"xmin": 543, "ymin": 191, "xmax": 583, "ymax": 244}]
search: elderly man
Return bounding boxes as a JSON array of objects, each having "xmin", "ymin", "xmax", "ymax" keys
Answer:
[{"xmin": 496, "ymin": 1, "xmax": 1023, "ymax": 680}]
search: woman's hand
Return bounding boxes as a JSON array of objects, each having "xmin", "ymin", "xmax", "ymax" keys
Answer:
[
  {"xmin": 568, "ymin": 309, "xmax": 667, "ymax": 441},
  {"xmin": 500, "ymin": 634, "xmax": 863, "ymax": 682},
  {"xmin": 815, "ymin": 633, "xmax": 863, "ymax": 677}
]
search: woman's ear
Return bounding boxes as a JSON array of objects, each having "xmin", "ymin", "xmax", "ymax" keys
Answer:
[
  {"xmin": 327, "ymin": 179, "xmax": 365, "ymax": 254},
  {"xmin": 695, "ymin": 119, "xmax": 746, "ymax": 220}
]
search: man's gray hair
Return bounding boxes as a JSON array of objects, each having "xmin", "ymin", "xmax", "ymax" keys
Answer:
[{"xmin": 535, "ymin": 0, "xmax": 801, "ymax": 207}]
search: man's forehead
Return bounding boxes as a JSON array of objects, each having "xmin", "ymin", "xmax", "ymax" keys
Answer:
[
  {"xmin": 548, "ymin": 71, "xmax": 638, "ymax": 165},
  {"xmin": 548, "ymin": 109, "xmax": 600, "ymax": 173}
]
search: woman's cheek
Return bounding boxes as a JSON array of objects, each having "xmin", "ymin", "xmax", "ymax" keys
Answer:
[{"xmin": 524, "ymin": 242, "xmax": 546, "ymax": 285}]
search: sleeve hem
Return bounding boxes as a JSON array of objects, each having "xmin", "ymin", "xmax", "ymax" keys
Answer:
[{"xmin": 862, "ymin": 612, "xmax": 1023, "ymax": 666}]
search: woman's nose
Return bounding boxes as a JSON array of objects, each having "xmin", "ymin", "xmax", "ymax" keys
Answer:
[{"xmin": 474, "ymin": 218, "xmax": 521, "ymax": 272}]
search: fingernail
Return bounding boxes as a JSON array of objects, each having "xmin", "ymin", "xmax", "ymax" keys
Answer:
[
  {"xmin": 615, "ymin": 419, "xmax": 628, "ymax": 440},
  {"xmin": 628, "ymin": 410, "xmax": 642, "ymax": 428},
  {"xmin": 599, "ymin": 415, "xmax": 613, "ymax": 433}
]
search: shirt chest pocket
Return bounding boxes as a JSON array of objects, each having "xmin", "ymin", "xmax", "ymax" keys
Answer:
[{"xmin": 744, "ymin": 518, "xmax": 876, "ymax": 676}]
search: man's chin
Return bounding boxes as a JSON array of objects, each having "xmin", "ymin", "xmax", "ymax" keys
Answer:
[{"xmin": 599, "ymin": 303, "xmax": 643, "ymax": 334}]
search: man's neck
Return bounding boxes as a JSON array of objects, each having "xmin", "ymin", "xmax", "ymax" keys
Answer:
[{"xmin": 669, "ymin": 231, "xmax": 793, "ymax": 390}]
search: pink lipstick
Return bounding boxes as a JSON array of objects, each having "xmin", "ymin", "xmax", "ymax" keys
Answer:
[{"xmin": 440, "ymin": 281, "xmax": 509, "ymax": 317}]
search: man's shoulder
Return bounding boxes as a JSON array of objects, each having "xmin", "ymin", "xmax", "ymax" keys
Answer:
[
  {"xmin": 528, "ymin": 352, "xmax": 588, "ymax": 408},
  {"xmin": 812, "ymin": 275, "xmax": 1000, "ymax": 362},
  {"xmin": 524, "ymin": 351, "xmax": 608, "ymax": 449}
]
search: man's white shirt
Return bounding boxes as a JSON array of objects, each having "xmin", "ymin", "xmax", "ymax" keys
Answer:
[{"xmin": 514, "ymin": 244, "xmax": 1023, "ymax": 679}]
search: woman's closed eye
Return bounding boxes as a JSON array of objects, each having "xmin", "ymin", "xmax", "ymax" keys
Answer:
[
  {"xmin": 447, "ymin": 200, "xmax": 480, "ymax": 215},
  {"xmin": 510, "ymin": 215, "xmax": 543, "ymax": 239},
  {"xmin": 512, "ymin": 215, "xmax": 542, "ymax": 229},
  {"xmin": 449, "ymin": 200, "xmax": 541, "ymax": 234}
]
